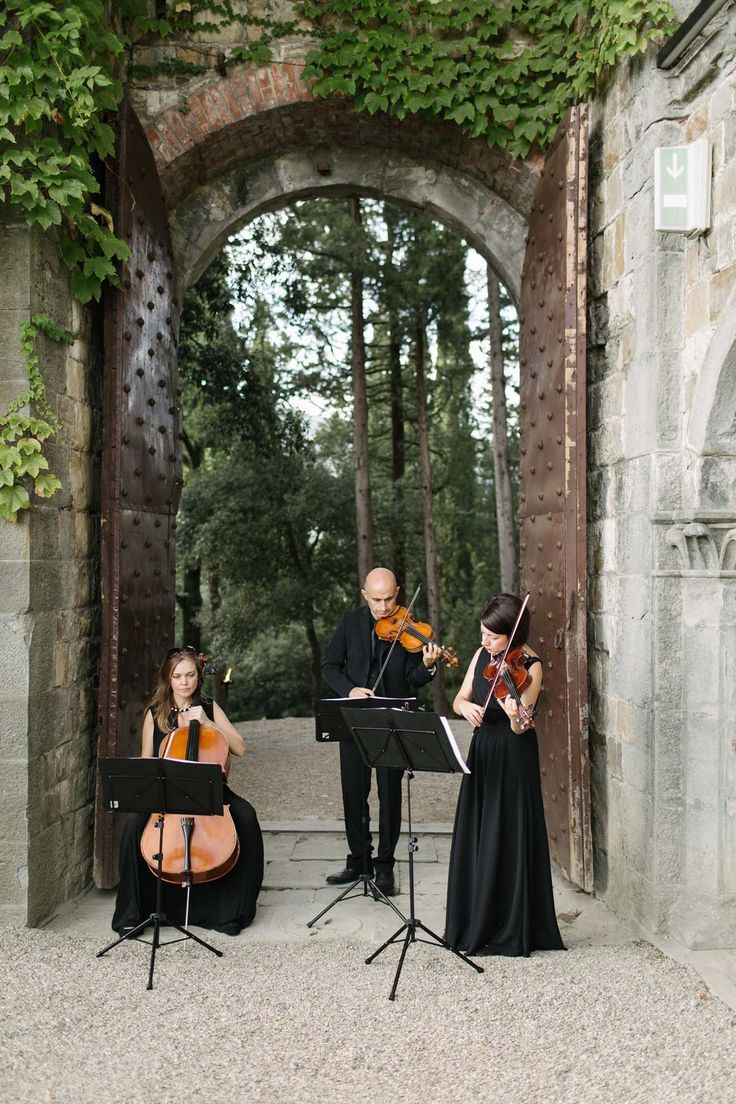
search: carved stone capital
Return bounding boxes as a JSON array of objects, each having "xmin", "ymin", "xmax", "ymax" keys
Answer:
[{"xmin": 657, "ymin": 515, "xmax": 736, "ymax": 575}]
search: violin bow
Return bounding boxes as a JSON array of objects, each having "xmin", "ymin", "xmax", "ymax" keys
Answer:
[
  {"xmin": 481, "ymin": 590, "xmax": 532, "ymax": 713},
  {"xmin": 371, "ymin": 584, "xmax": 422, "ymax": 694}
]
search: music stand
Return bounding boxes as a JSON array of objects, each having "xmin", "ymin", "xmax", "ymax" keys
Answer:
[
  {"xmin": 96, "ymin": 756, "xmax": 226, "ymax": 990},
  {"xmin": 307, "ymin": 697, "xmax": 417, "ymax": 929},
  {"xmin": 340, "ymin": 707, "xmax": 484, "ymax": 1000}
]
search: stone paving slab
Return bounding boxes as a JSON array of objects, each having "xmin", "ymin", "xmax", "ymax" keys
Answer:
[
  {"xmin": 48, "ymin": 827, "xmax": 629, "ymax": 952},
  {"xmin": 291, "ymin": 831, "xmax": 438, "ymax": 862}
]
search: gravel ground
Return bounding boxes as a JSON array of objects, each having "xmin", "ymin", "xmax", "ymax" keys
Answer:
[
  {"xmin": 230, "ymin": 717, "xmax": 471, "ymax": 824},
  {"xmin": 2, "ymin": 929, "xmax": 734, "ymax": 1104}
]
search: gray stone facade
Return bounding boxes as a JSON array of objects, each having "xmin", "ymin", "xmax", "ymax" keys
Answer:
[
  {"xmin": 0, "ymin": 207, "xmax": 100, "ymax": 925},
  {"xmin": 587, "ymin": 4, "xmax": 736, "ymax": 946}
]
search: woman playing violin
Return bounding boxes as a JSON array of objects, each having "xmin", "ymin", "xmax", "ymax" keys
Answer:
[
  {"xmin": 112, "ymin": 647, "xmax": 264, "ymax": 936},
  {"xmin": 444, "ymin": 594, "xmax": 565, "ymax": 957}
]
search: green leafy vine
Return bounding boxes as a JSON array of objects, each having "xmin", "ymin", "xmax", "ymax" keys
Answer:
[
  {"xmin": 0, "ymin": 1, "xmax": 132, "ymax": 520},
  {"xmin": 0, "ymin": 314, "xmax": 72, "ymax": 522},
  {"xmin": 302, "ymin": 0, "xmax": 676, "ymax": 159}
]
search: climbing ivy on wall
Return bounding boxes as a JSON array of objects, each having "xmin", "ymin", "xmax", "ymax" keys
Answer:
[
  {"xmin": 0, "ymin": 1, "xmax": 130, "ymax": 520},
  {"xmin": 0, "ymin": 0, "xmax": 675, "ymax": 521},
  {"xmin": 0, "ymin": 315, "xmax": 71, "ymax": 522},
  {"xmin": 302, "ymin": 0, "xmax": 676, "ymax": 159}
]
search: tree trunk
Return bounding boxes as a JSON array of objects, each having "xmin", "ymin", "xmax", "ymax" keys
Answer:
[
  {"xmin": 487, "ymin": 269, "xmax": 518, "ymax": 594},
  {"xmin": 284, "ymin": 523, "xmax": 323, "ymax": 704},
  {"xmin": 414, "ymin": 320, "xmax": 447, "ymax": 714},
  {"xmin": 383, "ymin": 208, "xmax": 406, "ymax": 591},
  {"xmin": 203, "ymin": 569, "xmax": 230, "ymax": 709},
  {"xmin": 389, "ymin": 320, "xmax": 406, "ymax": 592},
  {"xmin": 348, "ymin": 196, "xmax": 374, "ymax": 587},
  {"xmin": 305, "ymin": 617, "xmax": 323, "ymax": 704},
  {"xmin": 177, "ymin": 566, "xmax": 202, "ymax": 652}
]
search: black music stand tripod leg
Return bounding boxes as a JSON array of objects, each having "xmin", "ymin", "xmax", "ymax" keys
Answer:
[
  {"xmin": 338, "ymin": 716, "xmax": 486, "ymax": 1000},
  {"xmin": 306, "ymin": 731, "xmax": 406, "ymax": 928},
  {"xmin": 95, "ymin": 802, "xmax": 223, "ymax": 990}
]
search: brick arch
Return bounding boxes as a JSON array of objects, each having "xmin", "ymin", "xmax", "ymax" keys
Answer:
[
  {"xmin": 144, "ymin": 63, "xmax": 538, "ymax": 212},
  {"xmin": 141, "ymin": 63, "xmax": 537, "ymax": 295}
]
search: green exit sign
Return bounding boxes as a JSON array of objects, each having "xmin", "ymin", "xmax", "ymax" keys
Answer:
[{"xmin": 654, "ymin": 138, "xmax": 712, "ymax": 236}]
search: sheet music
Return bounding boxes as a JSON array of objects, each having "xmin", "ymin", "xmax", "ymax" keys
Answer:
[
  {"xmin": 328, "ymin": 696, "xmax": 417, "ymax": 704},
  {"xmin": 315, "ymin": 696, "xmax": 418, "ymax": 741},
  {"xmin": 439, "ymin": 715, "xmax": 470, "ymax": 773}
]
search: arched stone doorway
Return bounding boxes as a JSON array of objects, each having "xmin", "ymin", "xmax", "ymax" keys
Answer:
[{"xmin": 95, "ymin": 66, "xmax": 591, "ymax": 892}]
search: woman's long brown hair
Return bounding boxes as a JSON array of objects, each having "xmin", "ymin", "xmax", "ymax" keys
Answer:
[{"xmin": 149, "ymin": 650, "xmax": 209, "ymax": 734}]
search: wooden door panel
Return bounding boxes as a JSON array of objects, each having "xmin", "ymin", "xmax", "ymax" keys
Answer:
[
  {"xmin": 519, "ymin": 105, "xmax": 592, "ymax": 891},
  {"xmin": 94, "ymin": 102, "xmax": 182, "ymax": 888}
]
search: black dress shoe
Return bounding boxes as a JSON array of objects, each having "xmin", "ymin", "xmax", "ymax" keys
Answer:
[
  {"xmin": 326, "ymin": 866, "xmax": 365, "ymax": 885},
  {"xmin": 373, "ymin": 870, "xmax": 397, "ymax": 897}
]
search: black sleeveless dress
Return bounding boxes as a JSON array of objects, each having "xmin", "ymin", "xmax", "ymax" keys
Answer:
[
  {"xmin": 111, "ymin": 702, "xmax": 264, "ymax": 935},
  {"xmin": 444, "ymin": 650, "xmax": 564, "ymax": 957}
]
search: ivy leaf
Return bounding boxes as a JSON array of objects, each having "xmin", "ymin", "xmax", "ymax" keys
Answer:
[
  {"xmin": 18, "ymin": 451, "xmax": 49, "ymax": 478},
  {"xmin": 83, "ymin": 255, "xmax": 116, "ymax": 281},
  {"xmin": 0, "ymin": 443, "xmax": 23, "ymax": 470},
  {"xmin": 0, "ymin": 482, "xmax": 30, "ymax": 522},
  {"xmin": 363, "ymin": 91, "xmax": 388, "ymax": 113},
  {"xmin": 450, "ymin": 102, "xmax": 475, "ymax": 125},
  {"xmin": 17, "ymin": 437, "xmax": 42, "ymax": 455},
  {"xmin": 70, "ymin": 269, "xmax": 103, "ymax": 303},
  {"xmin": 59, "ymin": 238, "xmax": 86, "ymax": 268},
  {"xmin": 34, "ymin": 472, "xmax": 62, "ymax": 499}
]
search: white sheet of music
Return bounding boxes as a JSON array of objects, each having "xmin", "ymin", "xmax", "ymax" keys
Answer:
[
  {"xmin": 329, "ymin": 696, "xmax": 418, "ymax": 704},
  {"xmin": 439, "ymin": 715, "xmax": 470, "ymax": 773}
]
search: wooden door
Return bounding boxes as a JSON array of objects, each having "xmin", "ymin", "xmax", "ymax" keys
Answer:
[
  {"xmin": 518, "ymin": 105, "xmax": 592, "ymax": 891},
  {"xmin": 94, "ymin": 102, "xmax": 182, "ymax": 887}
]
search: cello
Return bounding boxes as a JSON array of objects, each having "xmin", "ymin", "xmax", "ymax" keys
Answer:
[{"xmin": 139, "ymin": 683, "xmax": 239, "ymax": 886}]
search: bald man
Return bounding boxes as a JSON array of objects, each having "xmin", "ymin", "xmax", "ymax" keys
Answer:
[{"xmin": 322, "ymin": 568, "xmax": 440, "ymax": 896}]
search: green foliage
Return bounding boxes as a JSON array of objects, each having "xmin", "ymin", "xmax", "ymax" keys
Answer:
[
  {"xmin": 184, "ymin": 199, "xmax": 515, "ymax": 714},
  {"xmin": 303, "ymin": 0, "xmax": 676, "ymax": 157},
  {"xmin": 0, "ymin": 313, "xmax": 72, "ymax": 522},
  {"xmin": 0, "ymin": 0, "xmax": 131, "ymax": 303},
  {"xmin": 175, "ymin": 255, "xmax": 357, "ymax": 716},
  {"xmin": 0, "ymin": 1, "xmax": 132, "ymax": 520}
]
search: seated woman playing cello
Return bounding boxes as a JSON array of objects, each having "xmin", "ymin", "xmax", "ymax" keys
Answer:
[{"xmin": 112, "ymin": 647, "xmax": 263, "ymax": 936}]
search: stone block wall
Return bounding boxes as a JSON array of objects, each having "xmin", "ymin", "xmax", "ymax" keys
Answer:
[
  {"xmin": 0, "ymin": 206, "xmax": 99, "ymax": 926},
  {"xmin": 588, "ymin": 7, "xmax": 736, "ymax": 946}
]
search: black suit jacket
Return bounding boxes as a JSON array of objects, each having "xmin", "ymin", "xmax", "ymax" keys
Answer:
[{"xmin": 322, "ymin": 605, "xmax": 435, "ymax": 699}]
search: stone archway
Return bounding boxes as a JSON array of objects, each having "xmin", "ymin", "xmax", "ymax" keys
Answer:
[
  {"xmin": 91, "ymin": 65, "xmax": 591, "ymax": 889},
  {"xmin": 138, "ymin": 62, "xmax": 535, "ymax": 298}
]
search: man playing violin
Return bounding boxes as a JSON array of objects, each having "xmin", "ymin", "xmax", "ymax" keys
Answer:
[{"xmin": 322, "ymin": 567, "xmax": 441, "ymax": 897}]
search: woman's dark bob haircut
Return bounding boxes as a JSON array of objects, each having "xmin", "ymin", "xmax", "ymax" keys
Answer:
[{"xmin": 480, "ymin": 593, "xmax": 530, "ymax": 648}]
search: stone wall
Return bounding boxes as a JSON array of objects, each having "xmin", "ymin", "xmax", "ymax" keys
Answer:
[
  {"xmin": 588, "ymin": 6, "xmax": 736, "ymax": 946},
  {"xmin": 0, "ymin": 207, "xmax": 99, "ymax": 926}
]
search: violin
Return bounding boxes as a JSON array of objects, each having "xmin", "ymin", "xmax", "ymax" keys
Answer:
[
  {"xmin": 483, "ymin": 646, "xmax": 536, "ymax": 731},
  {"xmin": 139, "ymin": 687, "xmax": 239, "ymax": 886},
  {"xmin": 374, "ymin": 605, "xmax": 459, "ymax": 668}
]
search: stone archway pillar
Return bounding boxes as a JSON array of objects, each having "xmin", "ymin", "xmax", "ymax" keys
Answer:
[{"xmin": 0, "ymin": 203, "xmax": 99, "ymax": 926}]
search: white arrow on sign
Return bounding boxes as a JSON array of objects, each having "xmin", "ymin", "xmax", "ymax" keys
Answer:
[{"xmin": 666, "ymin": 153, "xmax": 684, "ymax": 179}]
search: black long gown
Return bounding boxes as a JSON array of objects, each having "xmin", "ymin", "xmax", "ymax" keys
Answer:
[
  {"xmin": 444, "ymin": 651, "xmax": 564, "ymax": 957},
  {"xmin": 111, "ymin": 703, "xmax": 264, "ymax": 935}
]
